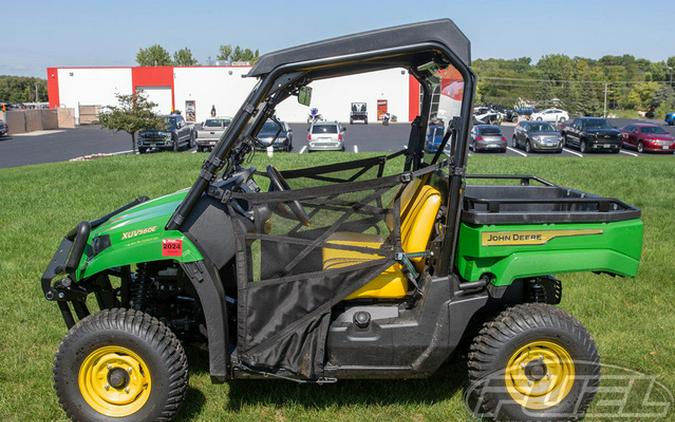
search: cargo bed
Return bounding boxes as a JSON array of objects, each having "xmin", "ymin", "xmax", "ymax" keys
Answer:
[{"xmin": 461, "ymin": 175, "xmax": 641, "ymax": 225}]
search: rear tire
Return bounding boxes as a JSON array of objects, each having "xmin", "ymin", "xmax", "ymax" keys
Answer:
[
  {"xmin": 467, "ymin": 303, "xmax": 600, "ymax": 421},
  {"xmin": 53, "ymin": 308, "xmax": 188, "ymax": 422}
]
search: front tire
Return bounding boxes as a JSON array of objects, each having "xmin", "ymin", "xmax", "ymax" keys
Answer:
[
  {"xmin": 637, "ymin": 141, "xmax": 644, "ymax": 153},
  {"xmin": 580, "ymin": 140, "xmax": 587, "ymax": 153},
  {"xmin": 467, "ymin": 303, "xmax": 599, "ymax": 421},
  {"xmin": 525, "ymin": 140, "xmax": 532, "ymax": 153},
  {"xmin": 53, "ymin": 309, "xmax": 188, "ymax": 422}
]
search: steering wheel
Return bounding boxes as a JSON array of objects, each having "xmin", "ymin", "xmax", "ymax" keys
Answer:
[{"xmin": 266, "ymin": 165, "xmax": 311, "ymax": 226}]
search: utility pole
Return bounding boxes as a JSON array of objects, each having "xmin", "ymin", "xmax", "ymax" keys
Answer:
[
  {"xmin": 35, "ymin": 83, "xmax": 39, "ymax": 103},
  {"xmin": 603, "ymin": 82, "xmax": 608, "ymax": 118}
]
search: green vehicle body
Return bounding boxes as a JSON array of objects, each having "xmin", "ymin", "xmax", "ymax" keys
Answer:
[
  {"xmin": 73, "ymin": 188, "xmax": 643, "ymax": 288},
  {"xmin": 456, "ymin": 219, "xmax": 643, "ymax": 286},
  {"xmin": 74, "ymin": 190, "xmax": 202, "ymax": 281}
]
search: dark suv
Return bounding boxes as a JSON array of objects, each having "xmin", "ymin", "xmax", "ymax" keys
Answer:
[
  {"xmin": 561, "ymin": 117, "xmax": 621, "ymax": 153},
  {"xmin": 137, "ymin": 114, "xmax": 195, "ymax": 153}
]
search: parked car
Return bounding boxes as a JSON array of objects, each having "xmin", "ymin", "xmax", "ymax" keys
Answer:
[
  {"xmin": 307, "ymin": 121, "xmax": 345, "ymax": 151},
  {"xmin": 513, "ymin": 121, "xmax": 563, "ymax": 153},
  {"xmin": 196, "ymin": 116, "xmax": 231, "ymax": 152},
  {"xmin": 473, "ymin": 106, "xmax": 502, "ymax": 125},
  {"xmin": 531, "ymin": 108, "xmax": 569, "ymax": 123},
  {"xmin": 137, "ymin": 114, "xmax": 194, "ymax": 153},
  {"xmin": 620, "ymin": 123, "xmax": 675, "ymax": 153},
  {"xmin": 665, "ymin": 112, "xmax": 675, "ymax": 126},
  {"xmin": 515, "ymin": 107, "xmax": 536, "ymax": 120},
  {"xmin": 255, "ymin": 119, "xmax": 294, "ymax": 151},
  {"xmin": 0, "ymin": 119, "xmax": 7, "ymax": 137},
  {"xmin": 424, "ymin": 121, "xmax": 446, "ymax": 153},
  {"xmin": 469, "ymin": 124, "xmax": 507, "ymax": 152},
  {"xmin": 561, "ymin": 117, "xmax": 621, "ymax": 153},
  {"xmin": 350, "ymin": 102, "xmax": 368, "ymax": 124},
  {"xmin": 503, "ymin": 109, "xmax": 520, "ymax": 123}
]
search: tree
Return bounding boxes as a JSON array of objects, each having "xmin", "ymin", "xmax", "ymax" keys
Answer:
[
  {"xmin": 136, "ymin": 44, "xmax": 173, "ymax": 66},
  {"xmin": 173, "ymin": 48, "xmax": 198, "ymax": 66},
  {"xmin": 217, "ymin": 44, "xmax": 260, "ymax": 64},
  {"xmin": 217, "ymin": 44, "xmax": 232, "ymax": 62},
  {"xmin": 0, "ymin": 76, "xmax": 47, "ymax": 102},
  {"xmin": 98, "ymin": 92, "xmax": 163, "ymax": 153}
]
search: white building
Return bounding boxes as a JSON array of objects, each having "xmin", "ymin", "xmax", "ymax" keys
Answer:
[{"xmin": 47, "ymin": 65, "xmax": 422, "ymax": 124}]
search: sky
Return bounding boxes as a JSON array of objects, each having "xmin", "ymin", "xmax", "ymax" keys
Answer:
[{"xmin": 2, "ymin": 0, "xmax": 673, "ymax": 77}]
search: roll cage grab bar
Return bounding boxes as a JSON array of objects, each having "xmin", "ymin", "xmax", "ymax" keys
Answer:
[{"xmin": 167, "ymin": 41, "xmax": 476, "ymax": 277}]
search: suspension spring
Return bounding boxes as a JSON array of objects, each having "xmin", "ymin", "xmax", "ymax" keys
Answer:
[{"xmin": 131, "ymin": 267, "xmax": 150, "ymax": 311}]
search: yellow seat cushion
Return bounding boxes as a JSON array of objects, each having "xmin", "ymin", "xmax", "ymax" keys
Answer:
[
  {"xmin": 323, "ymin": 232, "xmax": 406, "ymax": 300},
  {"xmin": 323, "ymin": 183, "xmax": 442, "ymax": 300}
]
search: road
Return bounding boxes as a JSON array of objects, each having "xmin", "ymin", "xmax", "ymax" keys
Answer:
[
  {"xmin": 1, "ymin": 119, "xmax": 673, "ymax": 168},
  {"xmin": 0, "ymin": 126, "xmax": 131, "ymax": 168}
]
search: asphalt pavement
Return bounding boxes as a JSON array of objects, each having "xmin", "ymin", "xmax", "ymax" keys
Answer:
[{"xmin": 0, "ymin": 119, "xmax": 673, "ymax": 169}]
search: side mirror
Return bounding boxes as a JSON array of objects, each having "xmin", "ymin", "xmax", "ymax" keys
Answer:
[{"xmin": 297, "ymin": 86, "xmax": 312, "ymax": 106}]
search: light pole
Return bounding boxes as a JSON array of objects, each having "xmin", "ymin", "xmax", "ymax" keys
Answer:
[{"xmin": 668, "ymin": 66, "xmax": 673, "ymax": 89}]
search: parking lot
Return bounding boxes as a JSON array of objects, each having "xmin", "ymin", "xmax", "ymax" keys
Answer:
[{"xmin": 0, "ymin": 118, "xmax": 673, "ymax": 168}]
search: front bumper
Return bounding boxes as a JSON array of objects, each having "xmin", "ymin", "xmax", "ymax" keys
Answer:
[
  {"xmin": 138, "ymin": 138, "xmax": 174, "ymax": 149},
  {"xmin": 41, "ymin": 197, "xmax": 149, "ymax": 328},
  {"xmin": 588, "ymin": 140, "xmax": 621, "ymax": 151},
  {"xmin": 643, "ymin": 141, "xmax": 675, "ymax": 152},
  {"xmin": 531, "ymin": 138, "xmax": 563, "ymax": 151}
]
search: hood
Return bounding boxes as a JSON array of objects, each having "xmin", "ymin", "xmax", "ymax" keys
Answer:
[
  {"xmin": 140, "ymin": 128, "xmax": 172, "ymax": 136},
  {"xmin": 90, "ymin": 189, "xmax": 188, "ymax": 240},
  {"xmin": 586, "ymin": 127, "xmax": 619, "ymax": 135},
  {"xmin": 78, "ymin": 188, "xmax": 203, "ymax": 280},
  {"xmin": 530, "ymin": 131, "xmax": 560, "ymax": 137},
  {"xmin": 639, "ymin": 133, "xmax": 674, "ymax": 141}
]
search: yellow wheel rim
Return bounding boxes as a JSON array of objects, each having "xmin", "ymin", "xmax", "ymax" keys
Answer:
[
  {"xmin": 78, "ymin": 345, "xmax": 152, "ymax": 417},
  {"xmin": 504, "ymin": 340, "xmax": 575, "ymax": 410}
]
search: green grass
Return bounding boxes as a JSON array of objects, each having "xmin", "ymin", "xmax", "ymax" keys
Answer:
[{"xmin": 1, "ymin": 152, "xmax": 673, "ymax": 421}]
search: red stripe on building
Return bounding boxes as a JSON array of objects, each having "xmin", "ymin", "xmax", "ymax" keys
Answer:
[
  {"xmin": 131, "ymin": 66, "xmax": 175, "ymax": 111},
  {"xmin": 47, "ymin": 67, "xmax": 60, "ymax": 108},
  {"xmin": 408, "ymin": 75, "xmax": 420, "ymax": 121}
]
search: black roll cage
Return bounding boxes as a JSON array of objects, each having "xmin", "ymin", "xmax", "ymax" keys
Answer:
[{"xmin": 167, "ymin": 39, "xmax": 476, "ymax": 277}]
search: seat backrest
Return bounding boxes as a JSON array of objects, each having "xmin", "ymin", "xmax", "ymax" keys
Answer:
[
  {"xmin": 385, "ymin": 179, "xmax": 442, "ymax": 265},
  {"xmin": 400, "ymin": 186, "xmax": 441, "ymax": 259}
]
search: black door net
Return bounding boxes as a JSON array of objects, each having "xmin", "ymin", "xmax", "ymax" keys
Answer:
[{"xmin": 230, "ymin": 158, "xmax": 441, "ymax": 379}]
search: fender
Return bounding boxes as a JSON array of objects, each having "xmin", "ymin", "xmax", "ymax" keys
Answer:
[{"xmin": 180, "ymin": 260, "xmax": 230, "ymax": 382}]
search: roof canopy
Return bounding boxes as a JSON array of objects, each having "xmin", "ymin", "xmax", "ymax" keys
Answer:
[{"xmin": 247, "ymin": 19, "xmax": 471, "ymax": 78}]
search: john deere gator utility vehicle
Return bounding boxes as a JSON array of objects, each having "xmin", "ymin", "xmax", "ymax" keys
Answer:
[{"xmin": 43, "ymin": 19, "xmax": 643, "ymax": 421}]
